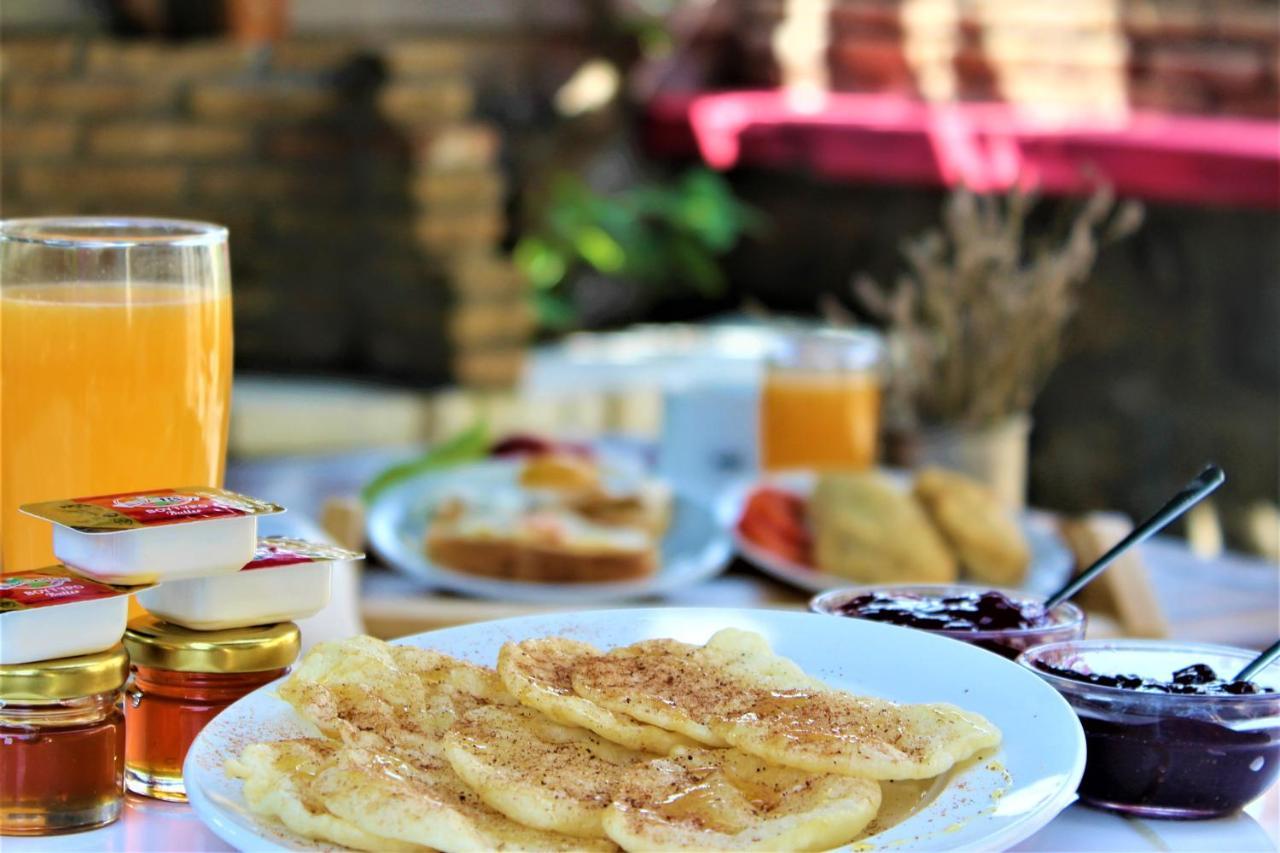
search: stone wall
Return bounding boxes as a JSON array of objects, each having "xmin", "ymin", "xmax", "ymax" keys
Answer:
[
  {"xmin": 0, "ymin": 34, "xmax": 536, "ymax": 386},
  {"xmin": 737, "ymin": 0, "xmax": 1280, "ymax": 117}
]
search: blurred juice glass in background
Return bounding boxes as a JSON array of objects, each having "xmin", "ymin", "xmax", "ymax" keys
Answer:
[
  {"xmin": 759, "ymin": 329, "xmax": 883, "ymax": 471},
  {"xmin": 0, "ymin": 219, "xmax": 233, "ymax": 580}
]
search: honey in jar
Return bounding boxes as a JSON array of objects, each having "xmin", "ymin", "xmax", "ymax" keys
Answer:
[
  {"xmin": 0, "ymin": 645, "xmax": 129, "ymax": 835},
  {"xmin": 122, "ymin": 617, "xmax": 299, "ymax": 801}
]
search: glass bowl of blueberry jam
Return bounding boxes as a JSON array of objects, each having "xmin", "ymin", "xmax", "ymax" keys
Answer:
[
  {"xmin": 808, "ymin": 584, "xmax": 1080, "ymax": 655},
  {"xmin": 809, "ymin": 584, "xmax": 1085, "ymax": 659},
  {"xmin": 1019, "ymin": 639, "xmax": 1280, "ymax": 819}
]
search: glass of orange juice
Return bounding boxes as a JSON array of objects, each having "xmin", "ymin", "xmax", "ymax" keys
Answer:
[
  {"xmin": 759, "ymin": 329, "xmax": 883, "ymax": 471},
  {"xmin": 1, "ymin": 218, "xmax": 234, "ymax": 576}
]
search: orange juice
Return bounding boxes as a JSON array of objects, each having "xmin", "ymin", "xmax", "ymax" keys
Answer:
[
  {"xmin": 1, "ymin": 284, "xmax": 233, "ymax": 573},
  {"xmin": 760, "ymin": 370, "xmax": 881, "ymax": 470}
]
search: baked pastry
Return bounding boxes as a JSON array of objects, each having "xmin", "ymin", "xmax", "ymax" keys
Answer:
[
  {"xmin": 810, "ymin": 472, "xmax": 957, "ymax": 583},
  {"xmin": 912, "ymin": 467, "xmax": 1030, "ymax": 585},
  {"xmin": 422, "ymin": 497, "xmax": 519, "ymax": 578}
]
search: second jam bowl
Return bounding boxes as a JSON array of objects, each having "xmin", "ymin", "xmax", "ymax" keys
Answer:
[
  {"xmin": 1019, "ymin": 639, "xmax": 1280, "ymax": 819},
  {"xmin": 809, "ymin": 584, "xmax": 1085, "ymax": 659}
]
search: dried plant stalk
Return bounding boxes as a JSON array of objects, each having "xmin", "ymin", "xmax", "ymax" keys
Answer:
[{"xmin": 857, "ymin": 187, "xmax": 1142, "ymax": 428}]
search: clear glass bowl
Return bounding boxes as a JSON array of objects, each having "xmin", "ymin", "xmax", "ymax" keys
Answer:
[
  {"xmin": 809, "ymin": 584, "xmax": 1086, "ymax": 660},
  {"xmin": 1019, "ymin": 639, "xmax": 1280, "ymax": 819}
]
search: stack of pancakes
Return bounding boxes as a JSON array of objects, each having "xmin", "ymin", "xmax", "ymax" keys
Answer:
[{"xmin": 228, "ymin": 629, "xmax": 1000, "ymax": 851}]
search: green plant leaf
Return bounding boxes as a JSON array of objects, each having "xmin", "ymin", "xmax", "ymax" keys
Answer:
[
  {"xmin": 676, "ymin": 169, "xmax": 765, "ymax": 250},
  {"xmin": 361, "ymin": 422, "xmax": 491, "ymax": 504},
  {"xmin": 518, "ymin": 167, "xmax": 762, "ymax": 321},
  {"xmin": 531, "ymin": 290, "xmax": 578, "ymax": 330},
  {"xmin": 546, "ymin": 175, "xmax": 596, "ymax": 243},
  {"xmin": 622, "ymin": 229, "xmax": 667, "ymax": 283},
  {"xmin": 625, "ymin": 184, "xmax": 681, "ymax": 219},
  {"xmin": 514, "ymin": 237, "xmax": 569, "ymax": 290},
  {"xmin": 668, "ymin": 232, "xmax": 725, "ymax": 295},
  {"xmin": 574, "ymin": 225, "xmax": 627, "ymax": 274}
]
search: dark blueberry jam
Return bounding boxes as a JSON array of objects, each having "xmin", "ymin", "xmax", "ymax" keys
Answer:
[
  {"xmin": 1074, "ymin": 714, "xmax": 1280, "ymax": 817},
  {"xmin": 834, "ymin": 590, "xmax": 1048, "ymax": 632},
  {"xmin": 1035, "ymin": 658, "xmax": 1280, "ymax": 816},
  {"xmin": 1034, "ymin": 661, "xmax": 1275, "ymax": 696}
]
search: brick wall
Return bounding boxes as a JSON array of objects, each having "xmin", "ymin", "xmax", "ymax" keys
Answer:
[
  {"xmin": 737, "ymin": 0, "xmax": 1280, "ymax": 117},
  {"xmin": 0, "ymin": 35, "xmax": 532, "ymax": 387}
]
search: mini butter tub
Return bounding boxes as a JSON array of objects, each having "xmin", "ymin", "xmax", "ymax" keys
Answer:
[
  {"xmin": 21, "ymin": 487, "xmax": 284, "ymax": 585},
  {"xmin": 136, "ymin": 537, "xmax": 363, "ymax": 630},
  {"xmin": 0, "ymin": 567, "xmax": 148, "ymax": 665}
]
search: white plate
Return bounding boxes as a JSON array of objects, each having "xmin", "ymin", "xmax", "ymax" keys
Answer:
[
  {"xmin": 366, "ymin": 459, "xmax": 733, "ymax": 604},
  {"xmin": 733, "ymin": 471, "xmax": 1076, "ymax": 596},
  {"xmin": 185, "ymin": 608, "xmax": 1086, "ymax": 852}
]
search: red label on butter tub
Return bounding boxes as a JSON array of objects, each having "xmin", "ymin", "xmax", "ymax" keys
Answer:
[
  {"xmin": 0, "ymin": 567, "xmax": 142, "ymax": 612},
  {"xmin": 243, "ymin": 537, "xmax": 364, "ymax": 571},
  {"xmin": 20, "ymin": 487, "xmax": 284, "ymax": 533}
]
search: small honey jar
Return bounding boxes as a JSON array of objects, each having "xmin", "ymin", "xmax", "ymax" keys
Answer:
[
  {"xmin": 122, "ymin": 617, "xmax": 299, "ymax": 801},
  {"xmin": 0, "ymin": 645, "xmax": 129, "ymax": 835}
]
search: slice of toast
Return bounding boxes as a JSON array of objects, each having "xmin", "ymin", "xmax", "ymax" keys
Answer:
[
  {"xmin": 425, "ymin": 535, "xmax": 520, "ymax": 579},
  {"xmin": 513, "ymin": 542, "xmax": 655, "ymax": 583},
  {"xmin": 426, "ymin": 506, "xmax": 658, "ymax": 584}
]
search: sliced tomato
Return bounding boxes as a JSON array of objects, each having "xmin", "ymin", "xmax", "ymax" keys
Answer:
[
  {"xmin": 739, "ymin": 488, "xmax": 808, "ymax": 539},
  {"xmin": 737, "ymin": 487, "xmax": 812, "ymax": 564},
  {"xmin": 738, "ymin": 517, "xmax": 810, "ymax": 564},
  {"xmin": 748, "ymin": 489, "xmax": 791, "ymax": 527}
]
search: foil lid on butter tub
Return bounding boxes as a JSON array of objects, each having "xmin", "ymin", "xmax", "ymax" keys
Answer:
[
  {"xmin": 20, "ymin": 487, "xmax": 283, "ymax": 533},
  {"xmin": 1, "ymin": 566, "xmax": 151, "ymax": 610},
  {"xmin": 0, "ymin": 567, "xmax": 152, "ymax": 665},
  {"xmin": 244, "ymin": 537, "xmax": 363, "ymax": 570}
]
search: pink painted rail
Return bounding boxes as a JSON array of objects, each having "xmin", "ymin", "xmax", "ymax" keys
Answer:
[{"xmin": 646, "ymin": 90, "xmax": 1280, "ymax": 208}]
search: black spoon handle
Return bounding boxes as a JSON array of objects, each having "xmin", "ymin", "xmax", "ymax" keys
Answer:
[
  {"xmin": 1044, "ymin": 464, "xmax": 1226, "ymax": 610},
  {"xmin": 1235, "ymin": 638, "xmax": 1280, "ymax": 683}
]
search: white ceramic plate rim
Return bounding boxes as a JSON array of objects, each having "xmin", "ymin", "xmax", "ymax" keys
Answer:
[
  {"xmin": 365, "ymin": 458, "xmax": 734, "ymax": 603},
  {"xmin": 731, "ymin": 471, "xmax": 1075, "ymax": 596},
  {"xmin": 185, "ymin": 608, "xmax": 1086, "ymax": 852}
]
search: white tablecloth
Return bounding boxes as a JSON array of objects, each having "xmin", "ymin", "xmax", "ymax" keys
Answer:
[
  {"xmin": 10, "ymin": 793, "xmax": 1275, "ymax": 852},
  {"xmin": 8, "ymin": 505, "xmax": 1275, "ymax": 852}
]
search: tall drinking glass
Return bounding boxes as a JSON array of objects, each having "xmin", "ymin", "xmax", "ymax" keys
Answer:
[
  {"xmin": 1, "ymin": 218, "xmax": 233, "ymax": 574},
  {"xmin": 759, "ymin": 329, "xmax": 883, "ymax": 471}
]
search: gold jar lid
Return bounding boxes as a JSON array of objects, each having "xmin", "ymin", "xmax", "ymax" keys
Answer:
[
  {"xmin": 124, "ymin": 617, "xmax": 299, "ymax": 674},
  {"xmin": 0, "ymin": 644, "xmax": 130, "ymax": 703}
]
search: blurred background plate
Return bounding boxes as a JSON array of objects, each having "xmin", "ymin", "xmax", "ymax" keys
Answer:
[
  {"xmin": 367, "ymin": 458, "xmax": 733, "ymax": 603},
  {"xmin": 732, "ymin": 470, "xmax": 1076, "ymax": 596}
]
